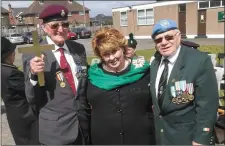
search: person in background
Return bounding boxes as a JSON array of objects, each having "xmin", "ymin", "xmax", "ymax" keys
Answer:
[
  {"xmin": 149, "ymin": 19, "xmax": 218, "ymax": 145},
  {"xmin": 86, "ymin": 27, "xmax": 155, "ymax": 145},
  {"xmin": 22, "ymin": 5, "xmax": 90, "ymax": 145},
  {"xmin": 1, "ymin": 37, "xmax": 39, "ymax": 145},
  {"xmin": 126, "ymin": 33, "xmax": 138, "ymax": 58}
]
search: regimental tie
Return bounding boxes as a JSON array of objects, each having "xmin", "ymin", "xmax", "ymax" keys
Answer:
[
  {"xmin": 158, "ymin": 58, "xmax": 169, "ymax": 109},
  {"xmin": 59, "ymin": 48, "xmax": 76, "ymax": 95}
]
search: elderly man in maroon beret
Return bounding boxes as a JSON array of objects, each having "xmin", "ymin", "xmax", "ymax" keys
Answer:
[{"xmin": 22, "ymin": 5, "xmax": 90, "ymax": 145}]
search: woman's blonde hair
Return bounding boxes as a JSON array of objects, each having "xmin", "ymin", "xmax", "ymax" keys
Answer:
[{"xmin": 92, "ymin": 27, "xmax": 128, "ymax": 57}]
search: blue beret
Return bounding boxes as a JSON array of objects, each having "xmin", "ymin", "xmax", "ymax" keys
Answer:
[
  {"xmin": 39, "ymin": 5, "xmax": 68, "ymax": 23},
  {"xmin": 151, "ymin": 19, "xmax": 178, "ymax": 38}
]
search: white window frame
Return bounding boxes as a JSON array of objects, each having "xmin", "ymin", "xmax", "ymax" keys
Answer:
[
  {"xmin": 79, "ymin": 12, "xmax": 84, "ymax": 16},
  {"xmin": 120, "ymin": 11, "xmax": 128, "ymax": 27},
  {"xmin": 137, "ymin": 8, "xmax": 154, "ymax": 26},
  {"xmin": 198, "ymin": 1, "xmax": 224, "ymax": 10}
]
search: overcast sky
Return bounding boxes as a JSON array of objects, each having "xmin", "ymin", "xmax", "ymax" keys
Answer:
[{"xmin": 2, "ymin": 1, "xmax": 152, "ymax": 17}]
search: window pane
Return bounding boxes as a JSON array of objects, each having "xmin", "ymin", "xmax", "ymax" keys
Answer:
[
  {"xmin": 138, "ymin": 17, "xmax": 146, "ymax": 25},
  {"xmin": 222, "ymin": 0, "xmax": 224, "ymax": 6},
  {"xmin": 210, "ymin": 1, "xmax": 221, "ymax": 7},
  {"xmin": 121, "ymin": 12, "xmax": 127, "ymax": 19},
  {"xmin": 199, "ymin": 1, "xmax": 209, "ymax": 8},
  {"xmin": 138, "ymin": 10, "xmax": 145, "ymax": 17},
  {"xmin": 121, "ymin": 19, "xmax": 127, "ymax": 26},
  {"xmin": 179, "ymin": 4, "xmax": 186, "ymax": 12},
  {"xmin": 146, "ymin": 17, "xmax": 154, "ymax": 25},
  {"xmin": 79, "ymin": 12, "xmax": 84, "ymax": 15},
  {"xmin": 146, "ymin": 9, "xmax": 153, "ymax": 16}
]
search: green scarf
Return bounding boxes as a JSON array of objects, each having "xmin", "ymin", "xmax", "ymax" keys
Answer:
[{"xmin": 88, "ymin": 59, "xmax": 150, "ymax": 90}]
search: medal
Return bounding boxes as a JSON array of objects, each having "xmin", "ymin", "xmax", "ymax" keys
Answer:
[
  {"xmin": 171, "ymin": 86, "xmax": 178, "ymax": 104},
  {"xmin": 176, "ymin": 95, "xmax": 182, "ymax": 104},
  {"xmin": 60, "ymin": 82, "xmax": 66, "ymax": 88},
  {"xmin": 181, "ymin": 92, "xmax": 188, "ymax": 103},
  {"xmin": 56, "ymin": 71, "xmax": 66, "ymax": 88},
  {"xmin": 188, "ymin": 94, "xmax": 194, "ymax": 101},
  {"xmin": 172, "ymin": 97, "xmax": 177, "ymax": 104},
  {"xmin": 187, "ymin": 83, "xmax": 195, "ymax": 101}
]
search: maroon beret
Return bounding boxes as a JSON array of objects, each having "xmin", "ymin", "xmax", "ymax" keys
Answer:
[{"xmin": 39, "ymin": 5, "xmax": 69, "ymax": 23}]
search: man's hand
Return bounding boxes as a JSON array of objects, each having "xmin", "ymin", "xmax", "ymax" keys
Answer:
[
  {"xmin": 192, "ymin": 141, "xmax": 202, "ymax": 145},
  {"xmin": 30, "ymin": 54, "xmax": 45, "ymax": 75}
]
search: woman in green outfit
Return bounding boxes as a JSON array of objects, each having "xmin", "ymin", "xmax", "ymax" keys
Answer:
[{"xmin": 86, "ymin": 27, "xmax": 155, "ymax": 145}]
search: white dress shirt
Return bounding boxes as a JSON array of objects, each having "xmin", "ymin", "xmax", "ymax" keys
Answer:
[
  {"xmin": 155, "ymin": 46, "xmax": 181, "ymax": 98},
  {"xmin": 30, "ymin": 36, "xmax": 79, "ymax": 90}
]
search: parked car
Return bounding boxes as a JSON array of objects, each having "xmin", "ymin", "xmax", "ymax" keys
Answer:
[
  {"xmin": 72, "ymin": 27, "xmax": 91, "ymax": 39},
  {"xmin": 22, "ymin": 32, "xmax": 33, "ymax": 44},
  {"xmin": 67, "ymin": 31, "xmax": 77, "ymax": 40},
  {"xmin": 5, "ymin": 33, "xmax": 24, "ymax": 44},
  {"xmin": 22, "ymin": 32, "xmax": 43, "ymax": 44}
]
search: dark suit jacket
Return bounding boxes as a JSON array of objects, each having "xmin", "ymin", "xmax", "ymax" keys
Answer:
[
  {"xmin": 1, "ymin": 63, "xmax": 39, "ymax": 145},
  {"xmin": 22, "ymin": 40, "xmax": 90, "ymax": 145},
  {"xmin": 150, "ymin": 45, "xmax": 219, "ymax": 145}
]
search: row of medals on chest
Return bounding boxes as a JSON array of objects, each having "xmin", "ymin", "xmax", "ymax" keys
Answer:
[{"xmin": 170, "ymin": 82, "xmax": 194, "ymax": 104}]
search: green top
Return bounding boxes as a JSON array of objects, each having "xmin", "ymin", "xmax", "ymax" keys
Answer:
[{"xmin": 88, "ymin": 58, "xmax": 149, "ymax": 90}]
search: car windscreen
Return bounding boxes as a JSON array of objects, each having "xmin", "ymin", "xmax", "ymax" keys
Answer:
[{"xmin": 11, "ymin": 34, "xmax": 22, "ymax": 37}]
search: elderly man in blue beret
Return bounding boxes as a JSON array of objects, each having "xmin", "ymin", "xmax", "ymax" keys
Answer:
[
  {"xmin": 149, "ymin": 19, "xmax": 219, "ymax": 145},
  {"xmin": 22, "ymin": 5, "xmax": 90, "ymax": 145}
]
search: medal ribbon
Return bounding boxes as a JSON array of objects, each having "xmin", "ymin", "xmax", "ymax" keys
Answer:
[{"xmin": 56, "ymin": 71, "xmax": 64, "ymax": 82}]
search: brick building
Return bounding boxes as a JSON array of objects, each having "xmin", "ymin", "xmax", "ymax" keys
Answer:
[{"xmin": 112, "ymin": 1, "xmax": 224, "ymax": 39}]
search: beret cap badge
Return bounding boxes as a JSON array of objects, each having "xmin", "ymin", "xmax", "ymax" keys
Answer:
[
  {"xmin": 159, "ymin": 20, "xmax": 170, "ymax": 28},
  {"xmin": 61, "ymin": 10, "xmax": 66, "ymax": 17}
]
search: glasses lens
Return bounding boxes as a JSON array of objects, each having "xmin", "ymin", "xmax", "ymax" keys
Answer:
[
  {"xmin": 154, "ymin": 38, "xmax": 163, "ymax": 43},
  {"xmin": 50, "ymin": 23, "xmax": 59, "ymax": 29},
  {"xmin": 62, "ymin": 22, "xmax": 69, "ymax": 28},
  {"xmin": 165, "ymin": 35, "xmax": 174, "ymax": 41}
]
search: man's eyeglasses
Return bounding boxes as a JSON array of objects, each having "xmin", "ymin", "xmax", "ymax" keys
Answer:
[
  {"xmin": 47, "ymin": 22, "xmax": 70, "ymax": 30},
  {"xmin": 154, "ymin": 32, "xmax": 179, "ymax": 44}
]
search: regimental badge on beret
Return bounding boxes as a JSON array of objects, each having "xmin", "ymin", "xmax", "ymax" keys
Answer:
[
  {"xmin": 61, "ymin": 10, "xmax": 65, "ymax": 17},
  {"xmin": 159, "ymin": 20, "xmax": 170, "ymax": 29}
]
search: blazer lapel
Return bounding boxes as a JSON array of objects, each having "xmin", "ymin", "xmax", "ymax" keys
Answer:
[
  {"xmin": 150, "ymin": 52, "xmax": 161, "ymax": 113},
  {"xmin": 161, "ymin": 45, "xmax": 187, "ymax": 112},
  {"xmin": 65, "ymin": 41, "xmax": 87, "ymax": 98}
]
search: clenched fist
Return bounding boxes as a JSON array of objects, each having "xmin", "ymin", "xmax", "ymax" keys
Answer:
[{"xmin": 30, "ymin": 54, "xmax": 45, "ymax": 75}]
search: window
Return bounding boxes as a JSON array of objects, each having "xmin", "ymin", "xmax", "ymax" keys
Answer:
[
  {"xmin": 120, "ymin": 11, "xmax": 127, "ymax": 26},
  {"xmin": 198, "ymin": 1, "xmax": 224, "ymax": 9},
  {"xmin": 199, "ymin": 1, "xmax": 209, "ymax": 9},
  {"xmin": 35, "ymin": 14, "xmax": 39, "ymax": 18},
  {"xmin": 137, "ymin": 8, "xmax": 154, "ymax": 25},
  {"xmin": 79, "ymin": 12, "xmax": 84, "ymax": 16},
  {"xmin": 179, "ymin": 4, "xmax": 186, "ymax": 12},
  {"xmin": 210, "ymin": 1, "xmax": 221, "ymax": 7}
]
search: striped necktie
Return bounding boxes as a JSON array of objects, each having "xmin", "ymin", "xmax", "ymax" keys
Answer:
[{"xmin": 158, "ymin": 58, "xmax": 169, "ymax": 109}]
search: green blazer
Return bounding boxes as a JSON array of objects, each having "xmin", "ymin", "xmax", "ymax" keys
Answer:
[{"xmin": 150, "ymin": 45, "xmax": 219, "ymax": 145}]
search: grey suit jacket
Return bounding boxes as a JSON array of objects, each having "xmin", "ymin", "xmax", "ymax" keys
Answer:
[{"xmin": 22, "ymin": 39, "xmax": 90, "ymax": 145}]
